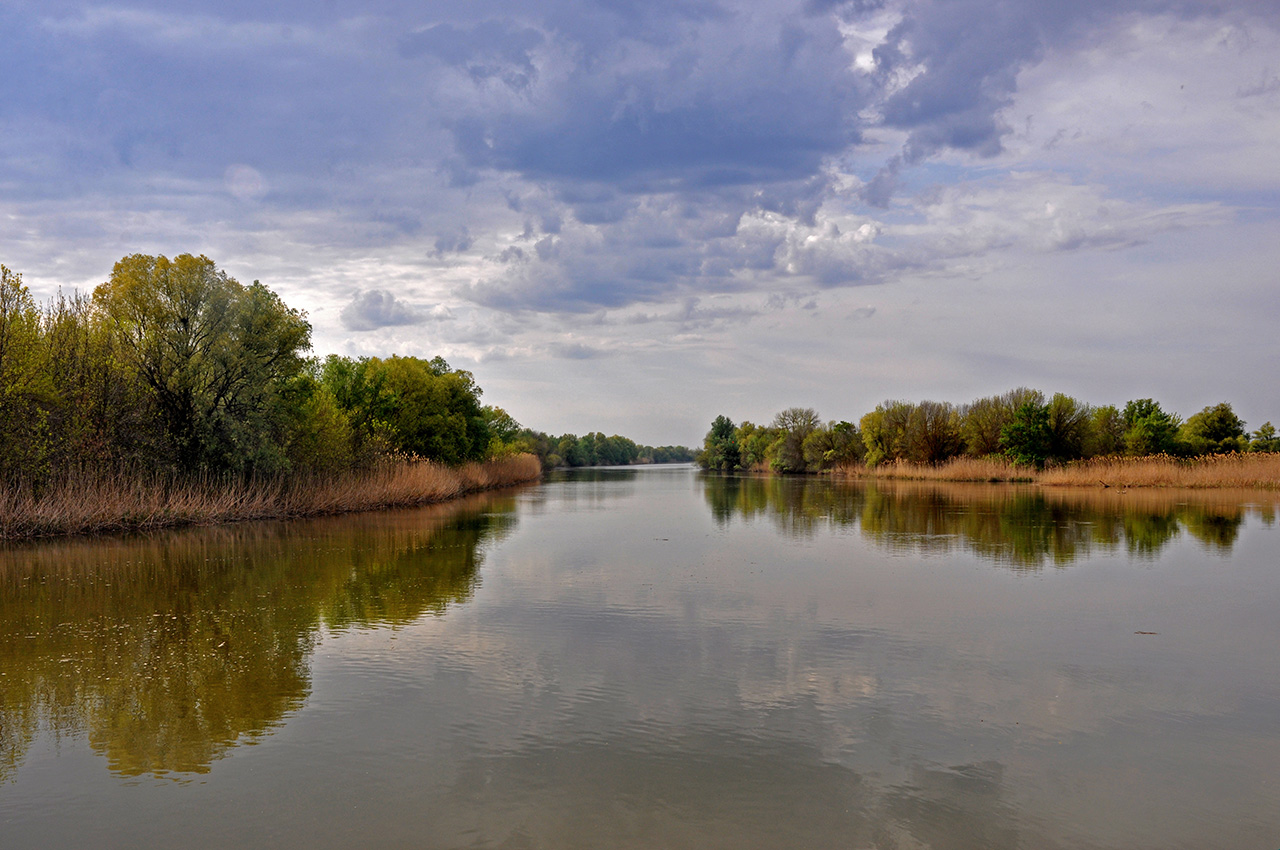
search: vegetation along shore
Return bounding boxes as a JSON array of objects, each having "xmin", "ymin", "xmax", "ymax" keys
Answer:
[
  {"xmin": 0, "ymin": 255, "xmax": 686, "ymax": 539},
  {"xmin": 698, "ymin": 389, "xmax": 1280, "ymax": 489}
]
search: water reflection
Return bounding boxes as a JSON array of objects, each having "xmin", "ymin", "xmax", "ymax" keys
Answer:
[
  {"xmin": 700, "ymin": 473, "xmax": 1276, "ymax": 567},
  {"xmin": 0, "ymin": 492, "xmax": 519, "ymax": 779}
]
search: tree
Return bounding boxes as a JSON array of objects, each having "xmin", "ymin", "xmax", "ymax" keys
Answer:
[
  {"xmin": 801, "ymin": 420, "xmax": 864, "ymax": 471},
  {"xmin": 860, "ymin": 401, "xmax": 914, "ymax": 466},
  {"xmin": 364, "ymin": 356, "xmax": 491, "ymax": 464},
  {"xmin": 1045, "ymin": 393, "xmax": 1091, "ymax": 460},
  {"xmin": 1251, "ymin": 422, "xmax": 1280, "ymax": 452},
  {"xmin": 1122, "ymin": 399, "xmax": 1181, "ymax": 456},
  {"xmin": 769, "ymin": 407, "xmax": 821, "ymax": 473},
  {"xmin": 94, "ymin": 254, "xmax": 311, "ymax": 473},
  {"xmin": 1000, "ymin": 400, "xmax": 1051, "ymax": 467},
  {"xmin": 1180, "ymin": 402, "xmax": 1247, "ymax": 454},
  {"xmin": 906, "ymin": 400, "xmax": 961, "ymax": 463},
  {"xmin": 736, "ymin": 421, "xmax": 777, "ymax": 469},
  {"xmin": 0, "ymin": 264, "xmax": 54, "ymax": 481},
  {"xmin": 1084, "ymin": 405, "xmax": 1124, "ymax": 457},
  {"xmin": 698, "ymin": 415, "xmax": 741, "ymax": 470}
]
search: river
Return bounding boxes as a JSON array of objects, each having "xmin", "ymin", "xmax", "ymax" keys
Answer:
[{"xmin": 2, "ymin": 465, "xmax": 1277, "ymax": 849}]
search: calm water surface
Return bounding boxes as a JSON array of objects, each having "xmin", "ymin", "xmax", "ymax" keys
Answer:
[{"xmin": 2, "ymin": 466, "xmax": 1278, "ymax": 849}]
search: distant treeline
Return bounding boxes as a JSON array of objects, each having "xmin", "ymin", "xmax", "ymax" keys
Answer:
[
  {"xmin": 699, "ymin": 389, "xmax": 1280, "ymax": 473},
  {"xmin": 0, "ymin": 255, "xmax": 540, "ymax": 485},
  {"xmin": 511, "ymin": 429, "xmax": 694, "ymax": 469}
]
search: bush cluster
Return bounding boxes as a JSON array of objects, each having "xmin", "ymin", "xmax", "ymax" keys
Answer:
[{"xmin": 699, "ymin": 390, "xmax": 1278, "ymax": 473}]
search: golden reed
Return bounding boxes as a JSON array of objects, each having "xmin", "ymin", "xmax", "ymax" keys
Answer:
[
  {"xmin": 0, "ymin": 453, "xmax": 543, "ymax": 540},
  {"xmin": 836, "ymin": 452, "xmax": 1280, "ymax": 490}
]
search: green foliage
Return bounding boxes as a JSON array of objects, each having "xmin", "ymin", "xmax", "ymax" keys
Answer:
[
  {"xmin": 365, "ymin": 356, "xmax": 490, "ymax": 464},
  {"xmin": 905, "ymin": 400, "xmax": 961, "ymax": 464},
  {"xmin": 1122, "ymin": 398, "xmax": 1182, "ymax": 456},
  {"xmin": 1045, "ymin": 393, "xmax": 1091, "ymax": 460},
  {"xmin": 1180, "ymin": 402, "xmax": 1247, "ymax": 455},
  {"xmin": 285, "ymin": 380, "xmax": 354, "ymax": 472},
  {"xmin": 1085, "ymin": 405, "xmax": 1124, "ymax": 457},
  {"xmin": 1000, "ymin": 400, "xmax": 1051, "ymax": 467},
  {"xmin": 698, "ymin": 414, "xmax": 741, "ymax": 470},
  {"xmin": 94, "ymin": 254, "xmax": 312, "ymax": 473},
  {"xmin": 860, "ymin": 401, "xmax": 913, "ymax": 467},
  {"xmin": 736, "ymin": 421, "xmax": 778, "ymax": 468},
  {"xmin": 1251, "ymin": 422, "xmax": 1280, "ymax": 452},
  {"xmin": 0, "ymin": 256, "xmax": 526, "ymax": 487},
  {"xmin": 769, "ymin": 407, "xmax": 821, "ymax": 473},
  {"xmin": 0, "ymin": 265, "xmax": 54, "ymax": 481},
  {"xmin": 801, "ymin": 420, "xmax": 864, "ymax": 471}
]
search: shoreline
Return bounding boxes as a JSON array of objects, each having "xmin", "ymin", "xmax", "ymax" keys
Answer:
[
  {"xmin": 820, "ymin": 452, "xmax": 1280, "ymax": 490},
  {"xmin": 0, "ymin": 454, "xmax": 544, "ymax": 541}
]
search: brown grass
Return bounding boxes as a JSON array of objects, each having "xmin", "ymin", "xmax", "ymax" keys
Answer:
[
  {"xmin": 1036, "ymin": 452, "xmax": 1280, "ymax": 489},
  {"xmin": 0, "ymin": 453, "xmax": 543, "ymax": 540},
  {"xmin": 835, "ymin": 452, "xmax": 1280, "ymax": 490},
  {"xmin": 835, "ymin": 456, "xmax": 1034, "ymax": 483}
]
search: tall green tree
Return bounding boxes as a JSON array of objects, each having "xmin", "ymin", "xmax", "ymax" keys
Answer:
[
  {"xmin": 1000, "ymin": 400, "xmax": 1051, "ymax": 467},
  {"xmin": 860, "ymin": 401, "xmax": 914, "ymax": 466},
  {"xmin": 0, "ymin": 265, "xmax": 53, "ymax": 481},
  {"xmin": 769, "ymin": 407, "xmax": 821, "ymax": 473},
  {"xmin": 94, "ymin": 254, "xmax": 311, "ymax": 473},
  {"xmin": 1180, "ymin": 402, "xmax": 1247, "ymax": 454},
  {"xmin": 1045, "ymin": 393, "xmax": 1091, "ymax": 460},
  {"xmin": 699, "ymin": 415, "xmax": 741, "ymax": 470},
  {"xmin": 1251, "ymin": 422, "xmax": 1280, "ymax": 452},
  {"xmin": 1122, "ymin": 398, "xmax": 1181, "ymax": 456},
  {"xmin": 362, "ymin": 356, "xmax": 491, "ymax": 465},
  {"xmin": 906, "ymin": 400, "xmax": 961, "ymax": 463}
]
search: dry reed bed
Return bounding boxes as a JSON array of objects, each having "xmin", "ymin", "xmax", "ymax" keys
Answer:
[
  {"xmin": 836, "ymin": 452, "xmax": 1280, "ymax": 490},
  {"xmin": 0, "ymin": 453, "xmax": 543, "ymax": 540}
]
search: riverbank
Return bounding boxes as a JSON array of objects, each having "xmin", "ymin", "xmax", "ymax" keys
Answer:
[
  {"xmin": 0, "ymin": 453, "xmax": 543, "ymax": 540},
  {"xmin": 833, "ymin": 452, "xmax": 1280, "ymax": 489}
]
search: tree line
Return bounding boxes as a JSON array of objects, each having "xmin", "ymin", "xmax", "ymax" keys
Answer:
[
  {"xmin": 509, "ymin": 429, "xmax": 694, "ymax": 469},
  {"xmin": 698, "ymin": 388, "xmax": 1280, "ymax": 473},
  {"xmin": 0, "ymin": 254, "xmax": 685, "ymax": 486}
]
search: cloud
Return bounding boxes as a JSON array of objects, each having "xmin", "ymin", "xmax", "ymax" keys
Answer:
[
  {"xmin": 340, "ymin": 288, "xmax": 427, "ymax": 331},
  {"xmin": 548, "ymin": 341, "xmax": 605, "ymax": 360}
]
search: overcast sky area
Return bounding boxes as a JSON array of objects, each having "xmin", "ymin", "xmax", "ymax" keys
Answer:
[{"xmin": 3, "ymin": 0, "xmax": 1278, "ymax": 445}]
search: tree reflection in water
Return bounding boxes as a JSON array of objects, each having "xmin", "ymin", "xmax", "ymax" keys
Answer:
[
  {"xmin": 700, "ymin": 473, "xmax": 1275, "ymax": 568},
  {"xmin": 0, "ymin": 492, "xmax": 518, "ymax": 780}
]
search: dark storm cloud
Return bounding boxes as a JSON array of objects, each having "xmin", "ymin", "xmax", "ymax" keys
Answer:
[
  {"xmin": 3, "ymin": 0, "xmax": 1271, "ymax": 320},
  {"xmin": 443, "ymin": 11, "xmax": 863, "ymax": 189}
]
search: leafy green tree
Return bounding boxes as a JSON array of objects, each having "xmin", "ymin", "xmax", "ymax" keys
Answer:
[
  {"xmin": 364, "ymin": 356, "xmax": 490, "ymax": 464},
  {"xmin": 698, "ymin": 415, "xmax": 741, "ymax": 470},
  {"xmin": 1250, "ymin": 422, "xmax": 1280, "ymax": 452},
  {"xmin": 0, "ymin": 265, "xmax": 54, "ymax": 481},
  {"xmin": 1084, "ymin": 405, "xmax": 1124, "ymax": 457},
  {"xmin": 1000, "ymin": 400, "xmax": 1051, "ymax": 467},
  {"xmin": 1122, "ymin": 399, "xmax": 1181, "ymax": 456},
  {"xmin": 1045, "ymin": 393, "xmax": 1091, "ymax": 460},
  {"xmin": 769, "ymin": 407, "xmax": 821, "ymax": 473},
  {"xmin": 735, "ymin": 421, "xmax": 777, "ymax": 469},
  {"xmin": 94, "ymin": 254, "xmax": 311, "ymax": 473},
  {"xmin": 905, "ymin": 400, "xmax": 961, "ymax": 463},
  {"xmin": 482, "ymin": 406, "xmax": 523, "ymax": 457},
  {"xmin": 1180, "ymin": 402, "xmax": 1247, "ymax": 454},
  {"xmin": 860, "ymin": 401, "xmax": 913, "ymax": 466},
  {"xmin": 801, "ymin": 420, "xmax": 864, "ymax": 471},
  {"xmin": 285, "ymin": 379, "xmax": 354, "ymax": 472}
]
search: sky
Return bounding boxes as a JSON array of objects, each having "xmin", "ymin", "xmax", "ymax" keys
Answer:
[{"xmin": 2, "ymin": 0, "xmax": 1279, "ymax": 446}]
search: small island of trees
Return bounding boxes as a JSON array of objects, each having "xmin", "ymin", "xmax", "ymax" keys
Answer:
[{"xmin": 698, "ymin": 390, "xmax": 1280, "ymax": 488}]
